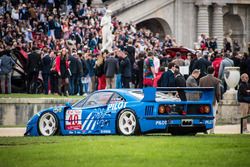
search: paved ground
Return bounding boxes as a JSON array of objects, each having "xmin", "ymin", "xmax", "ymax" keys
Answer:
[{"xmin": 0, "ymin": 125, "xmax": 249, "ymax": 137}]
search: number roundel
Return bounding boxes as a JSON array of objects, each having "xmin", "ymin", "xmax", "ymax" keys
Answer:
[{"xmin": 65, "ymin": 110, "xmax": 82, "ymax": 130}]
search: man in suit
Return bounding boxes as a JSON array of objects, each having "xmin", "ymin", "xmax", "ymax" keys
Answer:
[
  {"xmin": 104, "ymin": 52, "xmax": 119, "ymax": 89},
  {"xmin": 68, "ymin": 50, "xmax": 78, "ymax": 95},
  {"xmin": 186, "ymin": 69, "xmax": 200, "ymax": 101},
  {"xmin": 117, "ymin": 50, "xmax": 132, "ymax": 88},
  {"xmin": 193, "ymin": 52, "xmax": 211, "ymax": 79},
  {"xmin": 186, "ymin": 69, "xmax": 200, "ymax": 87},
  {"xmin": 199, "ymin": 66, "xmax": 221, "ymax": 134},
  {"xmin": 159, "ymin": 62, "xmax": 176, "ymax": 87},
  {"xmin": 41, "ymin": 47, "xmax": 51, "ymax": 94},
  {"xmin": 27, "ymin": 47, "xmax": 42, "ymax": 94}
]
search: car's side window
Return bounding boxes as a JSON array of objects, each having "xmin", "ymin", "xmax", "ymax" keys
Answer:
[
  {"xmin": 84, "ymin": 92, "xmax": 113, "ymax": 107},
  {"xmin": 109, "ymin": 93, "xmax": 125, "ymax": 104}
]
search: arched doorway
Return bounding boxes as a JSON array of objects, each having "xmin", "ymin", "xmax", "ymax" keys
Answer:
[
  {"xmin": 136, "ymin": 18, "xmax": 172, "ymax": 40},
  {"xmin": 223, "ymin": 13, "xmax": 244, "ymax": 51}
]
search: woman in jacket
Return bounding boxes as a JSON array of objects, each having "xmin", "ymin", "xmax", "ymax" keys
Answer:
[
  {"xmin": 94, "ymin": 53, "xmax": 106, "ymax": 90},
  {"xmin": 55, "ymin": 48, "xmax": 70, "ymax": 96},
  {"xmin": 238, "ymin": 73, "xmax": 250, "ymax": 133}
]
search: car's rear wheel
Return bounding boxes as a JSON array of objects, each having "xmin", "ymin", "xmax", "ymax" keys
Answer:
[
  {"xmin": 38, "ymin": 112, "xmax": 58, "ymax": 136},
  {"xmin": 117, "ymin": 110, "xmax": 139, "ymax": 135}
]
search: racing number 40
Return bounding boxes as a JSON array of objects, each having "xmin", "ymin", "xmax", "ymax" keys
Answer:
[{"xmin": 68, "ymin": 114, "xmax": 78, "ymax": 125}]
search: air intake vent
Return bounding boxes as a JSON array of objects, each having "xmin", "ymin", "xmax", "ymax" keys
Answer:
[{"xmin": 145, "ymin": 106, "xmax": 154, "ymax": 115}]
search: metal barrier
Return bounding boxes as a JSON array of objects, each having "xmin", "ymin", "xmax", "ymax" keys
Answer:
[{"xmin": 240, "ymin": 114, "xmax": 250, "ymax": 134}]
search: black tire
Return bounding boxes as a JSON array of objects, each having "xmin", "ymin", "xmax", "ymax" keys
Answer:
[
  {"xmin": 117, "ymin": 109, "xmax": 140, "ymax": 136},
  {"xmin": 38, "ymin": 112, "xmax": 59, "ymax": 136}
]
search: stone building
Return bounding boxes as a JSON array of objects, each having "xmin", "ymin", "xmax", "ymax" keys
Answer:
[{"xmin": 96, "ymin": 0, "xmax": 250, "ymax": 51}]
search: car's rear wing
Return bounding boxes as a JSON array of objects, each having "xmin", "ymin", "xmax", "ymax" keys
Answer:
[{"xmin": 141, "ymin": 87, "xmax": 215, "ymax": 103}]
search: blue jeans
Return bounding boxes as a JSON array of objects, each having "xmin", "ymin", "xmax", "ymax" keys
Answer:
[
  {"xmin": 69, "ymin": 74, "xmax": 77, "ymax": 95},
  {"xmin": 116, "ymin": 74, "xmax": 122, "ymax": 88},
  {"xmin": 81, "ymin": 77, "xmax": 89, "ymax": 94},
  {"xmin": 0, "ymin": 72, "xmax": 11, "ymax": 94}
]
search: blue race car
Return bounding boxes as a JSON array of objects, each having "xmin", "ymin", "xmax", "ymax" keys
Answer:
[{"xmin": 25, "ymin": 87, "xmax": 215, "ymax": 136}]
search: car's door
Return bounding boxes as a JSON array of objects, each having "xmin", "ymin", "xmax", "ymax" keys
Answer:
[{"xmin": 65, "ymin": 92, "xmax": 114, "ymax": 134}]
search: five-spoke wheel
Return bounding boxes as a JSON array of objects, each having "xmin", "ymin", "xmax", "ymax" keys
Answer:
[
  {"xmin": 38, "ymin": 112, "xmax": 58, "ymax": 136},
  {"xmin": 117, "ymin": 110, "xmax": 138, "ymax": 135}
]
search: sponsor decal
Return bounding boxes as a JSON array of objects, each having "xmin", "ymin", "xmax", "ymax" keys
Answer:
[
  {"xmin": 100, "ymin": 130, "xmax": 111, "ymax": 134},
  {"xmin": 205, "ymin": 120, "xmax": 213, "ymax": 124},
  {"xmin": 107, "ymin": 102, "xmax": 128, "ymax": 111},
  {"xmin": 81, "ymin": 109, "xmax": 112, "ymax": 131},
  {"xmin": 53, "ymin": 107, "xmax": 62, "ymax": 113},
  {"xmin": 65, "ymin": 110, "xmax": 82, "ymax": 130},
  {"xmin": 155, "ymin": 120, "xmax": 167, "ymax": 126}
]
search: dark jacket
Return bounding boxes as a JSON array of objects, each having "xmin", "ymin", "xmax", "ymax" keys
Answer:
[
  {"xmin": 238, "ymin": 82, "xmax": 250, "ymax": 103},
  {"xmin": 95, "ymin": 61, "xmax": 105, "ymax": 77},
  {"xmin": 104, "ymin": 56, "xmax": 119, "ymax": 78},
  {"xmin": 125, "ymin": 45, "xmax": 135, "ymax": 68},
  {"xmin": 68, "ymin": 55, "xmax": 78, "ymax": 75},
  {"xmin": 175, "ymin": 73, "xmax": 186, "ymax": 87},
  {"xmin": 193, "ymin": 57, "xmax": 211, "ymax": 78},
  {"xmin": 0, "ymin": 54, "xmax": 15, "ymax": 75},
  {"xmin": 159, "ymin": 70, "xmax": 176, "ymax": 87},
  {"xmin": 189, "ymin": 57, "xmax": 197, "ymax": 74},
  {"xmin": 175, "ymin": 72, "xmax": 186, "ymax": 101},
  {"xmin": 120, "ymin": 56, "xmax": 132, "ymax": 77},
  {"xmin": 27, "ymin": 51, "xmax": 42, "ymax": 73},
  {"xmin": 81, "ymin": 59, "xmax": 88, "ymax": 77},
  {"xmin": 41, "ymin": 54, "xmax": 51, "ymax": 74},
  {"xmin": 77, "ymin": 59, "xmax": 83, "ymax": 77}
]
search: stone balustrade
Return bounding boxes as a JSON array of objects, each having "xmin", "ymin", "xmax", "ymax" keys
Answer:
[{"xmin": 0, "ymin": 98, "xmax": 81, "ymax": 126}]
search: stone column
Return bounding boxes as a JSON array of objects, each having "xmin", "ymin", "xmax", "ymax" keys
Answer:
[
  {"xmin": 212, "ymin": 3, "xmax": 224, "ymax": 50},
  {"xmin": 196, "ymin": 3, "xmax": 210, "ymax": 39}
]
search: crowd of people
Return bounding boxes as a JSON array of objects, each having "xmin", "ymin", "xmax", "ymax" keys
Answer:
[
  {"xmin": 0, "ymin": 0, "xmax": 250, "ymax": 132},
  {"xmin": 0, "ymin": 0, "xmax": 250, "ymax": 94}
]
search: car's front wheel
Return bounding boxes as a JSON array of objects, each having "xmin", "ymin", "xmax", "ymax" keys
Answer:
[
  {"xmin": 38, "ymin": 112, "xmax": 58, "ymax": 136},
  {"xmin": 117, "ymin": 110, "xmax": 139, "ymax": 135}
]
